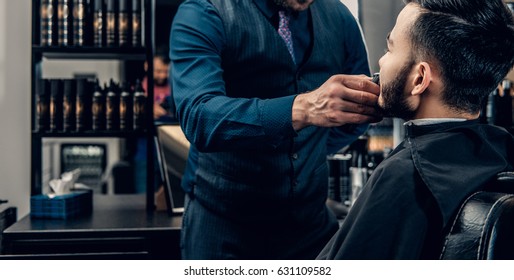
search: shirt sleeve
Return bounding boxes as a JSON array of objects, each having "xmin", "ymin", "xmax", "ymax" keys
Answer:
[{"xmin": 170, "ymin": 0, "xmax": 296, "ymax": 153}]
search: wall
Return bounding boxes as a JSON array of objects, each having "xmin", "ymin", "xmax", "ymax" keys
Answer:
[
  {"xmin": 0, "ymin": 0, "xmax": 31, "ymax": 218},
  {"xmin": 341, "ymin": 0, "xmax": 359, "ymax": 18},
  {"xmin": 42, "ymin": 59, "xmax": 121, "ymax": 85},
  {"xmin": 359, "ymin": 0, "xmax": 404, "ymax": 73}
]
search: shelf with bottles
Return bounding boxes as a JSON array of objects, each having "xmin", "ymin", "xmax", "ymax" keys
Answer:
[
  {"xmin": 30, "ymin": 0, "xmax": 156, "ymax": 212},
  {"xmin": 34, "ymin": 77, "xmax": 149, "ymax": 138},
  {"xmin": 34, "ymin": 0, "xmax": 145, "ymax": 50}
]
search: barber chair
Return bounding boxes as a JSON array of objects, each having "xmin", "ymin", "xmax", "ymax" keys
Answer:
[{"xmin": 440, "ymin": 172, "xmax": 514, "ymax": 259}]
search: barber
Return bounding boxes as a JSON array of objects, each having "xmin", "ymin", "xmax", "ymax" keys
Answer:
[{"xmin": 170, "ymin": 0, "xmax": 381, "ymax": 259}]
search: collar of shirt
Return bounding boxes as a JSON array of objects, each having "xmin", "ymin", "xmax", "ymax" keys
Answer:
[
  {"xmin": 253, "ymin": 0, "xmax": 279, "ymax": 18},
  {"xmin": 254, "ymin": 0, "xmax": 304, "ymax": 25},
  {"xmin": 404, "ymin": 118, "xmax": 467, "ymax": 126}
]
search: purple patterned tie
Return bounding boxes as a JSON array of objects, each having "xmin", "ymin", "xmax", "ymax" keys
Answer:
[{"xmin": 278, "ymin": 10, "xmax": 296, "ymax": 64}]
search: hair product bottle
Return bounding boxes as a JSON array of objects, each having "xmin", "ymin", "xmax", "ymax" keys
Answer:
[
  {"xmin": 349, "ymin": 135, "xmax": 369, "ymax": 206},
  {"xmin": 93, "ymin": 0, "xmax": 105, "ymax": 47},
  {"xmin": 106, "ymin": 0, "xmax": 118, "ymax": 47},
  {"xmin": 498, "ymin": 80, "xmax": 513, "ymax": 128},
  {"xmin": 37, "ymin": 79, "xmax": 51, "ymax": 132},
  {"xmin": 63, "ymin": 79, "xmax": 77, "ymax": 132},
  {"xmin": 133, "ymin": 79, "xmax": 146, "ymax": 131},
  {"xmin": 50, "ymin": 79, "xmax": 64, "ymax": 132},
  {"xmin": 40, "ymin": 0, "xmax": 56, "ymax": 46},
  {"xmin": 131, "ymin": 0, "xmax": 142, "ymax": 47},
  {"xmin": 118, "ymin": 0, "xmax": 130, "ymax": 47},
  {"xmin": 72, "ymin": 0, "xmax": 87, "ymax": 46},
  {"xmin": 120, "ymin": 81, "xmax": 133, "ymax": 130},
  {"xmin": 92, "ymin": 80, "xmax": 106, "ymax": 131},
  {"xmin": 57, "ymin": 0, "xmax": 72, "ymax": 46},
  {"xmin": 106, "ymin": 79, "xmax": 120, "ymax": 130},
  {"xmin": 76, "ymin": 78, "xmax": 92, "ymax": 131}
]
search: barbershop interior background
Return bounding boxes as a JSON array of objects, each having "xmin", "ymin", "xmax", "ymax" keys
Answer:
[
  {"xmin": 0, "ymin": 0, "xmax": 513, "ymax": 260},
  {"xmin": 0, "ymin": 0, "xmax": 404, "ymax": 219}
]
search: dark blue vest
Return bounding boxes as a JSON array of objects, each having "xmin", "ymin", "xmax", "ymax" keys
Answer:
[{"xmin": 195, "ymin": 0, "xmax": 356, "ymax": 226}]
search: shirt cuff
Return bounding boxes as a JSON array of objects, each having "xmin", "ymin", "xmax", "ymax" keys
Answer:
[{"xmin": 259, "ymin": 95, "xmax": 298, "ymax": 140}]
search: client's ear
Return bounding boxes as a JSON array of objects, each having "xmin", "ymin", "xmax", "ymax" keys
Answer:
[{"xmin": 411, "ymin": 62, "xmax": 432, "ymax": 96}]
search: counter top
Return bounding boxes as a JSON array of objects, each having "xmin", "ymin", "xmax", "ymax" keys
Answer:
[{"xmin": 2, "ymin": 194, "xmax": 182, "ymax": 259}]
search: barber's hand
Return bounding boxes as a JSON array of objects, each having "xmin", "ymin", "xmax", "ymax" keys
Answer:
[{"xmin": 292, "ymin": 74, "xmax": 382, "ymax": 131}]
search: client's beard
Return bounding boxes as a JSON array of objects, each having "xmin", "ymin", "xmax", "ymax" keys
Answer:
[{"xmin": 378, "ymin": 62, "xmax": 416, "ymax": 121}]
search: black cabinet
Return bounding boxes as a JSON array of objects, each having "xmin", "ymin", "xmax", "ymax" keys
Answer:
[
  {"xmin": 2, "ymin": 195, "xmax": 181, "ymax": 259},
  {"xmin": 0, "ymin": 206, "xmax": 17, "ymax": 254},
  {"xmin": 30, "ymin": 0, "xmax": 156, "ymax": 210}
]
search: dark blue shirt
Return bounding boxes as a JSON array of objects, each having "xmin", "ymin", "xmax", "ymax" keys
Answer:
[{"xmin": 170, "ymin": 0, "xmax": 370, "ymax": 193}]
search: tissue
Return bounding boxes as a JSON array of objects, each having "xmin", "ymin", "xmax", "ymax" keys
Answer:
[{"xmin": 49, "ymin": 169, "xmax": 81, "ymax": 196}]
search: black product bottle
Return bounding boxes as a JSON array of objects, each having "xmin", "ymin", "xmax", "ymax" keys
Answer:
[
  {"xmin": 327, "ymin": 153, "xmax": 352, "ymax": 206},
  {"xmin": 510, "ymin": 87, "xmax": 514, "ymax": 127},
  {"xmin": 57, "ymin": 0, "xmax": 72, "ymax": 46},
  {"xmin": 351, "ymin": 135, "xmax": 368, "ymax": 168},
  {"xmin": 76, "ymin": 78, "xmax": 92, "ymax": 131},
  {"xmin": 131, "ymin": 0, "xmax": 142, "ymax": 47},
  {"xmin": 498, "ymin": 80, "xmax": 513, "ymax": 128},
  {"xmin": 93, "ymin": 0, "xmax": 104, "ymax": 47},
  {"xmin": 106, "ymin": 79, "xmax": 120, "ymax": 130},
  {"xmin": 63, "ymin": 79, "xmax": 76, "ymax": 132},
  {"xmin": 72, "ymin": 0, "xmax": 87, "ymax": 46},
  {"xmin": 36, "ymin": 79, "xmax": 51, "ymax": 132},
  {"xmin": 50, "ymin": 79, "xmax": 63, "ymax": 132},
  {"xmin": 327, "ymin": 154, "xmax": 342, "ymax": 203},
  {"xmin": 106, "ymin": 0, "xmax": 117, "ymax": 47},
  {"xmin": 92, "ymin": 80, "xmax": 106, "ymax": 131},
  {"xmin": 486, "ymin": 87, "xmax": 499, "ymax": 125},
  {"xmin": 133, "ymin": 79, "xmax": 146, "ymax": 130},
  {"xmin": 339, "ymin": 154, "xmax": 352, "ymax": 206},
  {"xmin": 118, "ymin": 0, "xmax": 130, "ymax": 47},
  {"xmin": 40, "ymin": 0, "xmax": 56, "ymax": 46},
  {"xmin": 120, "ymin": 81, "xmax": 133, "ymax": 130},
  {"xmin": 349, "ymin": 135, "xmax": 369, "ymax": 206}
]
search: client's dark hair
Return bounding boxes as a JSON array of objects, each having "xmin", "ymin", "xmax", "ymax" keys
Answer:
[{"xmin": 405, "ymin": 0, "xmax": 514, "ymax": 114}]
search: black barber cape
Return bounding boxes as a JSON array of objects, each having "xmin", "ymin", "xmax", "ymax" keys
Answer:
[{"xmin": 317, "ymin": 120, "xmax": 514, "ymax": 259}]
